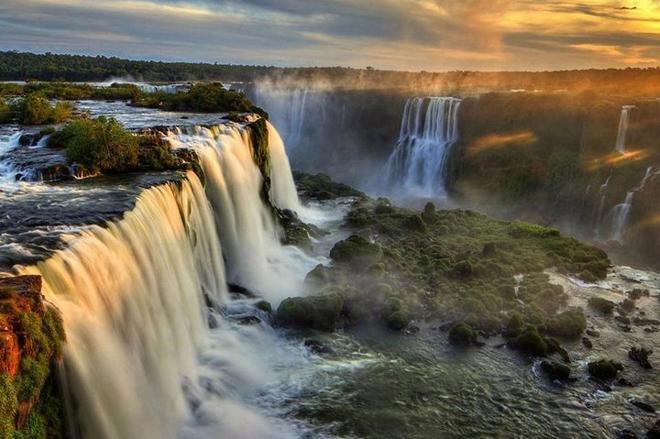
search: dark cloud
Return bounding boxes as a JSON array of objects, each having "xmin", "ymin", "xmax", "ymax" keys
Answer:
[{"xmin": 0, "ymin": 0, "xmax": 657, "ymax": 70}]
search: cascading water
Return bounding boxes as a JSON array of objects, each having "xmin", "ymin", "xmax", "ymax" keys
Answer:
[
  {"xmin": 18, "ymin": 173, "xmax": 228, "ymax": 439},
  {"xmin": 384, "ymin": 97, "xmax": 461, "ymax": 198},
  {"xmin": 608, "ymin": 166, "xmax": 658, "ymax": 243},
  {"xmin": 0, "ymin": 130, "xmax": 22, "ymax": 185},
  {"xmin": 253, "ymin": 87, "xmax": 309, "ymax": 151},
  {"xmin": 614, "ymin": 105, "xmax": 635, "ymax": 154},
  {"xmin": 11, "ymin": 118, "xmax": 322, "ymax": 438},
  {"xmin": 165, "ymin": 121, "xmax": 313, "ymax": 303}
]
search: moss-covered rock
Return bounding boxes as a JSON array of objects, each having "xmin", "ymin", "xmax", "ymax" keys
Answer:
[
  {"xmin": 276, "ymin": 292, "xmax": 344, "ymax": 332},
  {"xmin": 448, "ymin": 323, "xmax": 478, "ymax": 346},
  {"xmin": 545, "ymin": 309, "xmax": 587, "ymax": 339},
  {"xmin": 512, "ymin": 326, "xmax": 548, "ymax": 356},
  {"xmin": 587, "ymin": 359, "xmax": 623, "ymax": 381},
  {"xmin": 540, "ymin": 361, "xmax": 571, "ymax": 381},
  {"xmin": 255, "ymin": 300, "xmax": 272, "ymax": 314},
  {"xmin": 588, "ymin": 297, "xmax": 616, "ymax": 314},
  {"xmin": 330, "ymin": 235, "xmax": 383, "ymax": 270}
]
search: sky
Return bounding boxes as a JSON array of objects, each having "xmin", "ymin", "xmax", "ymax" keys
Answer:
[{"xmin": 0, "ymin": 0, "xmax": 659, "ymax": 71}]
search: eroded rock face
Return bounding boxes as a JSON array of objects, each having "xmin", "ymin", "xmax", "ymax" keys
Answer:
[{"xmin": 0, "ymin": 275, "xmax": 65, "ymax": 435}]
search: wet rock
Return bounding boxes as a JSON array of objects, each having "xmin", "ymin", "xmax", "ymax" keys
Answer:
[
  {"xmin": 646, "ymin": 420, "xmax": 660, "ymax": 439},
  {"xmin": 208, "ymin": 313, "xmax": 219, "ymax": 329},
  {"xmin": 235, "ymin": 316, "xmax": 262, "ymax": 326},
  {"xmin": 588, "ymin": 297, "xmax": 616, "ymax": 314},
  {"xmin": 586, "ymin": 329, "xmax": 601, "ymax": 337},
  {"xmin": 448, "ymin": 323, "xmax": 477, "ymax": 346},
  {"xmin": 630, "ymin": 400, "xmax": 655, "ymax": 413},
  {"xmin": 616, "ymin": 315, "xmax": 632, "ymax": 325},
  {"xmin": 628, "ymin": 347, "xmax": 653, "ymax": 369},
  {"xmin": 627, "ymin": 289, "xmax": 650, "ymax": 301},
  {"xmin": 617, "ymin": 377, "xmax": 634, "ymax": 387},
  {"xmin": 588, "ymin": 359, "xmax": 624, "ymax": 381},
  {"xmin": 255, "ymin": 300, "xmax": 272, "ymax": 314},
  {"xmin": 329, "ymin": 235, "xmax": 383, "ymax": 270},
  {"xmin": 634, "ymin": 318, "xmax": 660, "ymax": 327},
  {"xmin": 620, "ymin": 299, "xmax": 636, "ymax": 313},
  {"xmin": 582, "ymin": 337, "xmax": 593, "ymax": 349},
  {"xmin": 304, "ymin": 264, "xmax": 332, "ymax": 288},
  {"xmin": 644, "ymin": 327, "xmax": 659, "ymax": 334},
  {"xmin": 228, "ymin": 283, "xmax": 257, "ymax": 298},
  {"xmin": 276, "ymin": 292, "xmax": 344, "ymax": 332},
  {"xmin": 540, "ymin": 361, "xmax": 572, "ymax": 381},
  {"xmin": 304, "ymin": 339, "xmax": 334, "ymax": 355},
  {"xmin": 617, "ymin": 429, "xmax": 637, "ymax": 439}
]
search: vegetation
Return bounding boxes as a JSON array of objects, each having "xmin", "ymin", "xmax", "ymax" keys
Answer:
[
  {"xmin": 133, "ymin": 83, "xmax": 267, "ymax": 118},
  {"xmin": 0, "ymin": 99, "xmax": 11, "ymax": 123},
  {"xmin": 10, "ymin": 93, "xmax": 72, "ymax": 125},
  {"xmin": 587, "ymin": 359, "xmax": 623, "ymax": 381},
  {"xmin": 2, "ymin": 51, "xmax": 660, "ymax": 96},
  {"xmin": 278, "ymin": 175, "xmax": 608, "ymax": 364},
  {"xmin": 0, "ymin": 278, "xmax": 65, "ymax": 439},
  {"xmin": 48, "ymin": 117, "xmax": 185, "ymax": 174}
]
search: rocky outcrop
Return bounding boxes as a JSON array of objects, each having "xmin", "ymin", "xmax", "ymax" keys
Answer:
[{"xmin": 0, "ymin": 275, "xmax": 65, "ymax": 438}]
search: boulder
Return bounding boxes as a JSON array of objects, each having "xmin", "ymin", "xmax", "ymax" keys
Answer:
[
  {"xmin": 540, "ymin": 361, "xmax": 571, "ymax": 381},
  {"xmin": 276, "ymin": 292, "xmax": 344, "ymax": 332},
  {"xmin": 588, "ymin": 297, "xmax": 616, "ymax": 314},
  {"xmin": 588, "ymin": 359, "xmax": 624, "ymax": 381},
  {"xmin": 329, "ymin": 235, "xmax": 383, "ymax": 270},
  {"xmin": 628, "ymin": 347, "xmax": 653, "ymax": 369}
]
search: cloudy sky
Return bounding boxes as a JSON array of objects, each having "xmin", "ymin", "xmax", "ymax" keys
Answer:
[{"xmin": 1, "ymin": 0, "xmax": 659, "ymax": 71}]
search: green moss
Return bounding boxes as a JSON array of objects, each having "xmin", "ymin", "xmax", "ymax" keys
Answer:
[
  {"xmin": 513, "ymin": 326, "xmax": 548, "ymax": 356},
  {"xmin": 255, "ymin": 300, "xmax": 272, "ymax": 313},
  {"xmin": 448, "ymin": 323, "xmax": 477, "ymax": 346},
  {"xmin": 588, "ymin": 359, "xmax": 623, "ymax": 381},
  {"xmin": 545, "ymin": 309, "xmax": 587, "ymax": 339},
  {"xmin": 540, "ymin": 361, "xmax": 571, "ymax": 381},
  {"xmin": 276, "ymin": 291, "xmax": 344, "ymax": 332},
  {"xmin": 587, "ymin": 297, "xmax": 616, "ymax": 314},
  {"xmin": 329, "ymin": 235, "xmax": 383, "ymax": 270},
  {"xmin": 0, "ymin": 374, "xmax": 18, "ymax": 439}
]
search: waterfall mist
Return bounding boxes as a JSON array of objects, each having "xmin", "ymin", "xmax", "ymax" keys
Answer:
[{"xmin": 614, "ymin": 105, "xmax": 635, "ymax": 154}]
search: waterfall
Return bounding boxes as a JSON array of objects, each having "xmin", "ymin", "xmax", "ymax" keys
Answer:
[
  {"xmin": 253, "ymin": 87, "xmax": 309, "ymax": 151},
  {"xmin": 608, "ymin": 166, "xmax": 658, "ymax": 243},
  {"xmin": 10, "ymin": 119, "xmax": 315, "ymax": 438},
  {"xmin": 0, "ymin": 130, "xmax": 22, "ymax": 185},
  {"xmin": 18, "ymin": 172, "xmax": 228, "ymax": 439},
  {"xmin": 614, "ymin": 105, "xmax": 635, "ymax": 154},
  {"xmin": 384, "ymin": 97, "xmax": 461, "ymax": 198},
  {"xmin": 165, "ymin": 121, "xmax": 311, "ymax": 303}
]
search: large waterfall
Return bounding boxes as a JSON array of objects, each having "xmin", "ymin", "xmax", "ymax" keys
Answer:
[
  {"xmin": 384, "ymin": 97, "xmax": 461, "ymax": 198},
  {"xmin": 615, "ymin": 105, "xmax": 635, "ymax": 154},
  {"xmin": 19, "ymin": 173, "xmax": 227, "ymax": 438},
  {"xmin": 253, "ymin": 87, "xmax": 310, "ymax": 151},
  {"xmin": 15, "ymin": 120, "xmax": 313, "ymax": 438},
  {"xmin": 608, "ymin": 166, "xmax": 658, "ymax": 243}
]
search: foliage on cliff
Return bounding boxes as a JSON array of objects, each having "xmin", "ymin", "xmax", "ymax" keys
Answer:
[
  {"xmin": 7, "ymin": 93, "xmax": 72, "ymax": 125},
  {"xmin": 0, "ymin": 276, "xmax": 65, "ymax": 439},
  {"xmin": 133, "ymin": 83, "xmax": 268, "ymax": 118},
  {"xmin": 48, "ymin": 117, "xmax": 185, "ymax": 174}
]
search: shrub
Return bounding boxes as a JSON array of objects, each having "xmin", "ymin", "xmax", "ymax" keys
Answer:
[
  {"xmin": 449, "ymin": 323, "xmax": 477, "ymax": 346},
  {"xmin": 545, "ymin": 309, "xmax": 587, "ymax": 338},
  {"xmin": 588, "ymin": 297, "xmax": 616, "ymax": 314},
  {"xmin": 0, "ymin": 99, "xmax": 11, "ymax": 123},
  {"xmin": 12, "ymin": 93, "xmax": 72, "ymax": 125},
  {"xmin": 52, "ymin": 117, "xmax": 139, "ymax": 173},
  {"xmin": 588, "ymin": 359, "xmax": 623, "ymax": 381}
]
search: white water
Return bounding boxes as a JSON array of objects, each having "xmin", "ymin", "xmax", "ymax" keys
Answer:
[
  {"xmin": 253, "ymin": 87, "xmax": 309, "ymax": 151},
  {"xmin": 19, "ymin": 173, "xmax": 227, "ymax": 439},
  {"xmin": 614, "ymin": 105, "xmax": 635, "ymax": 154},
  {"xmin": 608, "ymin": 166, "xmax": 658, "ymax": 243},
  {"xmin": 0, "ymin": 130, "xmax": 22, "ymax": 185},
  {"xmin": 165, "ymin": 121, "xmax": 314, "ymax": 303},
  {"xmin": 384, "ymin": 97, "xmax": 461, "ymax": 198}
]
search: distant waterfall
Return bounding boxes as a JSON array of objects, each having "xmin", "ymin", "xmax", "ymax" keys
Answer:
[
  {"xmin": 384, "ymin": 97, "xmax": 461, "ymax": 197},
  {"xmin": 608, "ymin": 166, "xmax": 658, "ymax": 243},
  {"xmin": 19, "ymin": 173, "xmax": 227, "ymax": 439},
  {"xmin": 615, "ymin": 105, "xmax": 635, "ymax": 154},
  {"xmin": 253, "ymin": 86, "xmax": 309, "ymax": 150}
]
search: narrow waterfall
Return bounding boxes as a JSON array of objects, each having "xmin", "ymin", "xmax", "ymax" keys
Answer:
[
  {"xmin": 0, "ymin": 130, "xmax": 22, "ymax": 185},
  {"xmin": 384, "ymin": 97, "xmax": 461, "ymax": 198},
  {"xmin": 608, "ymin": 166, "xmax": 658, "ymax": 243},
  {"xmin": 166, "ymin": 121, "xmax": 311, "ymax": 304},
  {"xmin": 614, "ymin": 105, "xmax": 635, "ymax": 154},
  {"xmin": 18, "ymin": 172, "xmax": 228, "ymax": 439}
]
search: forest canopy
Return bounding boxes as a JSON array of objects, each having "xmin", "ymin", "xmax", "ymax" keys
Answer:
[{"xmin": 1, "ymin": 51, "xmax": 659, "ymax": 95}]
